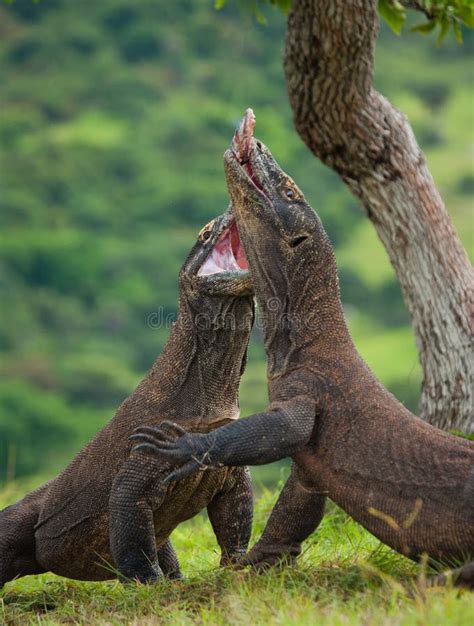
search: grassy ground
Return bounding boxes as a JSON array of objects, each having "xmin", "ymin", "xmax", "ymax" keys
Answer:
[{"xmin": 1, "ymin": 479, "xmax": 472, "ymax": 625}]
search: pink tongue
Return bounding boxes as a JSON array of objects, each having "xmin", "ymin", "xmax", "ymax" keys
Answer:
[
  {"xmin": 232, "ymin": 108, "xmax": 256, "ymax": 163},
  {"xmin": 198, "ymin": 244, "xmax": 234, "ymax": 276},
  {"xmin": 213, "ymin": 233, "xmax": 239, "ymax": 271}
]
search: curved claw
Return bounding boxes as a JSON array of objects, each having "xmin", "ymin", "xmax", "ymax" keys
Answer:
[
  {"xmin": 237, "ymin": 546, "xmax": 299, "ymax": 572},
  {"xmin": 132, "ymin": 442, "xmax": 162, "ymax": 456},
  {"xmin": 131, "ymin": 425, "xmax": 175, "ymax": 443},
  {"xmin": 163, "ymin": 459, "xmax": 202, "ymax": 483},
  {"xmin": 130, "ymin": 422, "xmax": 189, "ymax": 448},
  {"xmin": 159, "ymin": 421, "xmax": 188, "ymax": 437},
  {"xmin": 129, "ymin": 433, "xmax": 177, "ymax": 449},
  {"xmin": 132, "ymin": 443, "xmax": 185, "ymax": 462}
]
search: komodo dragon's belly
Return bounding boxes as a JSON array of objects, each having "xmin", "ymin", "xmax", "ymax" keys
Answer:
[
  {"xmin": 152, "ymin": 465, "xmax": 236, "ymax": 545},
  {"xmin": 35, "ymin": 466, "xmax": 235, "ymax": 581}
]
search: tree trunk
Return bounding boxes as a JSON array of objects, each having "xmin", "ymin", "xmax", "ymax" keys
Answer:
[{"xmin": 284, "ymin": 0, "xmax": 473, "ymax": 432}]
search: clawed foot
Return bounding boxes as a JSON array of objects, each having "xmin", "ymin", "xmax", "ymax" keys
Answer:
[
  {"xmin": 426, "ymin": 562, "xmax": 474, "ymax": 591},
  {"xmin": 119, "ymin": 561, "xmax": 164, "ymax": 585},
  {"xmin": 130, "ymin": 421, "xmax": 188, "ymax": 452},
  {"xmin": 129, "ymin": 421, "xmax": 219, "ymax": 482},
  {"xmin": 120, "ymin": 564, "xmax": 184, "ymax": 585},
  {"xmin": 233, "ymin": 544, "xmax": 299, "ymax": 573},
  {"xmin": 220, "ymin": 549, "xmax": 247, "ymax": 569}
]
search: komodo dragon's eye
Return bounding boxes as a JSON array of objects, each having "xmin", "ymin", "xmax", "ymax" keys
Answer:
[
  {"xmin": 198, "ymin": 219, "xmax": 216, "ymax": 242},
  {"xmin": 282, "ymin": 180, "xmax": 300, "ymax": 201}
]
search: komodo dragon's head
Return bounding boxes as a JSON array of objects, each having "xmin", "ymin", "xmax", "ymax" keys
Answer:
[
  {"xmin": 178, "ymin": 203, "xmax": 254, "ymax": 303},
  {"xmin": 223, "ymin": 109, "xmax": 344, "ymax": 362}
]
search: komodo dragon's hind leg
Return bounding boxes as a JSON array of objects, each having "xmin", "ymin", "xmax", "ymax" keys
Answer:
[
  {"xmin": 0, "ymin": 484, "xmax": 49, "ymax": 588},
  {"xmin": 207, "ymin": 466, "xmax": 253, "ymax": 566}
]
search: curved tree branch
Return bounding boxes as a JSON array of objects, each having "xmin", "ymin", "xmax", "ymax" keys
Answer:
[{"xmin": 284, "ymin": 0, "xmax": 473, "ymax": 432}]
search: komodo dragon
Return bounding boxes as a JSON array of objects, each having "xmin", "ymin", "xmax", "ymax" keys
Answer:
[
  {"xmin": 132, "ymin": 110, "xmax": 474, "ymax": 588},
  {"xmin": 0, "ymin": 206, "xmax": 254, "ymax": 587}
]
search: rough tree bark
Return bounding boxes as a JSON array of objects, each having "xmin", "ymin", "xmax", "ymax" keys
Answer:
[{"xmin": 284, "ymin": 0, "xmax": 473, "ymax": 432}]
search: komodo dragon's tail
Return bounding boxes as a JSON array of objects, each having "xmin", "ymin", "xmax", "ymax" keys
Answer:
[{"xmin": 463, "ymin": 470, "xmax": 474, "ymax": 511}]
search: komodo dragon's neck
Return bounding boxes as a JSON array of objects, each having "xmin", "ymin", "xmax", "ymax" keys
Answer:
[
  {"xmin": 256, "ymin": 233, "xmax": 354, "ymax": 382},
  {"xmin": 145, "ymin": 292, "xmax": 254, "ymax": 429}
]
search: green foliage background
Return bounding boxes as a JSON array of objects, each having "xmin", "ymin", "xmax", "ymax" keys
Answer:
[{"xmin": 0, "ymin": 0, "xmax": 472, "ymax": 484}]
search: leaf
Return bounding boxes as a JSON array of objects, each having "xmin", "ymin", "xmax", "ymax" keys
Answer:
[
  {"xmin": 452, "ymin": 19, "xmax": 463, "ymax": 44},
  {"xmin": 236, "ymin": 0, "xmax": 268, "ymax": 24},
  {"xmin": 214, "ymin": 0, "xmax": 227, "ymax": 8},
  {"xmin": 274, "ymin": 0, "xmax": 292, "ymax": 14},
  {"xmin": 436, "ymin": 14, "xmax": 451, "ymax": 46},
  {"xmin": 458, "ymin": 6, "xmax": 474, "ymax": 29},
  {"xmin": 378, "ymin": 0, "xmax": 407, "ymax": 35},
  {"xmin": 410, "ymin": 20, "xmax": 437, "ymax": 34},
  {"xmin": 255, "ymin": 10, "xmax": 267, "ymax": 25}
]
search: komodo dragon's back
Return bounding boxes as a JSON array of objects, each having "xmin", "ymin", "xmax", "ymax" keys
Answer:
[{"xmin": 34, "ymin": 384, "xmax": 162, "ymax": 537}]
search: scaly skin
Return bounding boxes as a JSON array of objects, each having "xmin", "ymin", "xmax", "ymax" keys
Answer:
[
  {"xmin": 134, "ymin": 112, "xmax": 474, "ymax": 588},
  {"xmin": 0, "ymin": 206, "xmax": 254, "ymax": 586}
]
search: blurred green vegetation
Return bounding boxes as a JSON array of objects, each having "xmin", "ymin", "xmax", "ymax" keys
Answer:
[{"xmin": 0, "ymin": 0, "xmax": 472, "ymax": 484}]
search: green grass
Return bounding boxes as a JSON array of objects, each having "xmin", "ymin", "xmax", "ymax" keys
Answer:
[{"xmin": 1, "ymin": 480, "xmax": 472, "ymax": 625}]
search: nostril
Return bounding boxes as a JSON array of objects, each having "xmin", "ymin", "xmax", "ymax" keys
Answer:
[{"xmin": 290, "ymin": 235, "xmax": 308, "ymax": 248}]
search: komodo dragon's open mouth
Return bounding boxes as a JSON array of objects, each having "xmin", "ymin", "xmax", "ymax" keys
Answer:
[
  {"xmin": 198, "ymin": 108, "xmax": 265, "ymax": 278},
  {"xmin": 230, "ymin": 108, "xmax": 268, "ymax": 198},
  {"xmin": 198, "ymin": 221, "xmax": 248, "ymax": 276}
]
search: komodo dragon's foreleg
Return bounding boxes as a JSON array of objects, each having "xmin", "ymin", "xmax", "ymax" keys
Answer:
[
  {"xmin": 206, "ymin": 466, "xmax": 253, "ymax": 566},
  {"xmin": 109, "ymin": 455, "xmax": 174, "ymax": 583},
  {"xmin": 240, "ymin": 464, "xmax": 326, "ymax": 570},
  {"xmin": 130, "ymin": 398, "xmax": 317, "ymax": 483}
]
